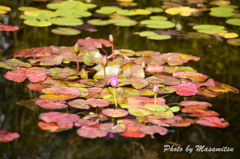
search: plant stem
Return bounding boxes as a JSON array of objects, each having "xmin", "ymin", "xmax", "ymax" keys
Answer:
[
  {"xmin": 113, "ymin": 87, "xmax": 118, "ymax": 109},
  {"xmin": 154, "ymin": 94, "xmax": 157, "ymax": 112},
  {"xmin": 103, "ymin": 67, "xmax": 107, "ymax": 86},
  {"xmin": 76, "ymin": 55, "xmax": 79, "ymax": 72}
]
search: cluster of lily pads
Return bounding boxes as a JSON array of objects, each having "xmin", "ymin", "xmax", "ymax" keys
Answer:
[{"xmin": 0, "ymin": 36, "xmax": 238, "ymax": 139}]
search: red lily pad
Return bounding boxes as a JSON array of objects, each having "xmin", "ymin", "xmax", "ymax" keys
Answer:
[
  {"xmin": 27, "ymin": 83, "xmax": 45, "ymax": 92},
  {"xmin": 87, "ymin": 98, "xmax": 110, "ymax": 107},
  {"xmin": 102, "ymin": 108, "xmax": 128, "ymax": 118},
  {"xmin": 120, "ymin": 124, "xmax": 146, "ymax": 138},
  {"xmin": 0, "ymin": 130, "xmax": 20, "ymax": 143},
  {"xmin": 197, "ymin": 78, "xmax": 216, "ymax": 87},
  {"xmin": 139, "ymin": 125, "xmax": 168, "ymax": 135},
  {"xmin": 172, "ymin": 83, "xmax": 198, "ymax": 96},
  {"xmin": 180, "ymin": 101, "xmax": 212, "ymax": 109},
  {"xmin": 126, "ymin": 96, "xmax": 165, "ymax": 107},
  {"xmin": 196, "ymin": 117, "xmax": 229, "ymax": 128},
  {"xmin": 40, "ymin": 87, "xmax": 81, "ymax": 101},
  {"xmin": 181, "ymin": 108, "xmax": 220, "ymax": 117},
  {"xmin": 68, "ymin": 99, "xmax": 94, "ymax": 109},
  {"xmin": 74, "ymin": 119, "xmax": 99, "ymax": 127},
  {"xmin": 4, "ymin": 69, "xmax": 27, "ymax": 83},
  {"xmin": 39, "ymin": 112, "xmax": 80, "ymax": 125},
  {"xmin": 172, "ymin": 72, "xmax": 207, "ymax": 82},
  {"xmin": 26, "ymin": 67, "xmax": 50, "ymax": 82},
  {"xmin": 77, "ymin": 127, "xmax": 108, "ymax": 139},
  {"xmin": 121, "ymin": 62, "xmax": 145, "ymax": 79},
  {"xmin": 77, "ymin": 37, "xmax": 112, "ymax": 51},
  {"xmin": 36, "ymin": 99, "xmax": 68, "ymax": 109},
  {"xmin": 38, "ymin": 121, "xmax": 73, "ymax": 132},
  {"xmin": 99, "ymin": 123, "xmax": 126, "ymax": 133},
  {"xmin": 0, "ymin": 25, "xmax": 19, "ymax": 31}
]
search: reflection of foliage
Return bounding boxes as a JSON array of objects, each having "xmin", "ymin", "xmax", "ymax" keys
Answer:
[{"xmin": 1, "ymin": 37, "xmax": 238, "ymax": 140}]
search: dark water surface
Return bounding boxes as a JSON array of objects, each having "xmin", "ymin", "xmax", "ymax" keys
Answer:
[{"xmin": 0, "ymin": 0, "xmax": 240, "ymax": 159}]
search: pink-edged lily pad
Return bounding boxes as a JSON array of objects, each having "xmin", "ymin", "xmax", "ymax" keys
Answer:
[
  {"xmin": 26, "ymin": 67, "xmax": 50, "ymax": 82},
  {"xmin": 102, "ymin": 108, "xmax": 128, "ymax": 118},
  {"xmin": 35, "ymin": 99, "xmax": 68, "ymax": 109},
  {"xmin": 0, "ymin": 130, "xmax": 20, "ymax": 142},
  {"xmin": 180, "ymin": 101, "xmax": 212, "ymax": 109},
  {"xmin": 146, "ymin": 75, "xmax": 180, "ymax": 85},
  {"xmin": 172, "ymin": 83, "xmax": 198, "ymax": 96},
  {"xmin": 176, "ymin": 53, "xmax": 200, "ymax": 63},
  {"xmin": 197, "ymin": 87, "xmax": 220, "ymax": 97},
  {"xmin": 74, "ymin": 119, "xmax": 99, "ymax": 127},
  {"xmin": 196, "ymin": 117, "xmax": 229, "ymax": 128},
  {"xmin": 77, "ymin": 124, "xmax": 108, "ymax": 139},
  {"xmin": 99, "ymin": 123, "xmax": 126, "ymax": 133},
  {"xmin": 145, "ymin": 64, "xmax": 164, "ymax": 74},
  {"xmin": 161, "ymin": 53, "xmax": 184, "ymax": 66},
  {"xmin": 139, "ymin": 125, "xmax": 168, "ymax": 135},
  {"xmin": 4, "ymin": 69, "xmax": 27, "ymax": 83}
]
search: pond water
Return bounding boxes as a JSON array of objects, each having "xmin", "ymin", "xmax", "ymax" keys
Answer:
[{"xmin": 0, "ymin": 0, "xmax": 240, "ymax": 159}]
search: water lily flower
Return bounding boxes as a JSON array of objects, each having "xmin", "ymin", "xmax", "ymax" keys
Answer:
[
  {"xmin": 73, "ymin": 43, "xmax": 80, "ymax": 55},
  {"xmin": 110, "ymin": 76, "xmax": 118, "ymax": 88},
  {"xmin": 101, "ymin": 55, "xmax": 108, "ymax": 68}
]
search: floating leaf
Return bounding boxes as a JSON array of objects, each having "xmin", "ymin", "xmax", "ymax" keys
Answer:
[
  {"xmin": 102, "ymin": 108, "xmax": 128, "ymax": 117},
  {"xmin": 180, "ymin": 101, "xmax": 212, "ymax": 109},
  {"xmin": 0, "ymin": 130, "xmax": 20, "ymax": 143},
  {"xmin": 50, "ymin": 18, "xmax": 83, "ymax": 26},
  {"xmin": 5, "ymin": 69, "xmax": 27, "ymax": 83},
  {"xmin": 87, "ymin": 19, "xmax": 110, "ymax": 26},
  {"xmin": 210, "ymin": 6, "xmax": 235, "ymax": 17},
  {"xmin": 108, "ymin": 18, "xmax": 137, "ymax": 26},
  {"xmin": 55, "ymin": 9, "xmax": 91, "ymax": 18},
  {"xmin": 165, "ymin": 7, "xmax": 198, "ymax": 16},
  {"xmin": 226, "ymin": 18, "xmax": 240, "ymax": 26},
  {"xmin": 126, "ymin": 96, "xmax": 165, "ymax": 107},
  {"xmin": 120, "ymin": 124, "xmax": 146, "ymax": 138},
  {"xmin": 38, "ymin": 121, "xmax": 62, "ymax": 132},
  {"xmin": 145, "ymin": 65, "xmax": 164, "ymax": 74},
  {"xmin": 36, "ymin": 99, "xmax": 67, "ymax": 109},
  {"xmin": 99, "ymin": 123, "xmax": 126, "ymax": 133},
  {"xmin": 96, "ymin": 6, "xmax": 122, "ymax": 15},
  {"xmin": 138, "ymin": 31, "xmax": 171, "ymax": 40},
  {"xmin": 128, "ymin": 108, "xmax": 153, "ymax": 117},
  {"xmin": 140, "ymin": 19, "xmax": 175, "ymax": 29},
  {"xmin": 207, "ymin": 81, "xmax": 239, "ymax": 93},
  {"xmin": 74, "ymin": 119, "xmax": 99, "ymax": 127},
  {"xmin": 227, "ymin": 39, "xmax": 240, "ymax": 46},
  {"xmin": 0, "ymin": 25, "xmax": 19, "ymax": 31},
  {"xmin": 39, "ymin": 112, "xmax": 79, "ymax": 125},
  {"xmin": 146, "ymin": 75, "xmax": 181, "ymax": 85},
  {"xmin": 18, "ymin": 6, "xmax": 39, "ymax": 12},
  {"xmin": 27, "ymin": 83, "xmax": 44, "ymax": 92},
  {"xmin": 172, "ymin": 83, "xmax": 198, "ymax": 96},
  {"xmin": 197, "ymin": 87, "xmax": 220, "ymax": 97},
  {"xmin": 0, "ymin": 5, "xmax": 11, "ymax": 14},
  {"xmin": 26, "ymin": 67, "xmax": 50, "ymax": 82},
  {"xmin": 24, "ymin": 20, "xmax": 52, "ymax": 27},
  {"xmin": 51, "ymin": 27, "xmax": 81, "ymax": 35},
  {"xmin": 181, "ymin": 108, "xmax": 220, "ymax": 117},
  {"xmin": 131, "ymin": 9, "xmax": 151, "ymax": 15},
  {"xmin": 49, "ymin": 67, "xmax": 77, "ymax": 78},
  {"xmin": 121, "ymin": 62, "xmax": 145, "ymax": 79},
  {"xmin": 146, "ymin": 7, "xmax": 163, "ymax": 13},
  {"xmin": 173, "ymin": 72, "xmax": 207, "ymax": 81},
  {"xmin": 68, "ymin": 99, "xmax": 93, "ymax": 109},
  {"xmin": 139, "ymin": 125, "xmax": 168, "ymax": 135},
  {"xmin": 193, "ymin": 24, "xmax": 225, "ymax": 34},
  {"xmin": 77, "ymin": 125, "xmax": 108, "ymax": 139},
  {"xmin": 196, "ymin": 117, "xmax": 229, "ymax": 128},
  {"xmin": 94, "ymin": 65, "xmax": 122, "ymax": 79}
]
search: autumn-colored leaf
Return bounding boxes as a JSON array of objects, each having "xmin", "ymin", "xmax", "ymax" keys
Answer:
[
  {"xmin": 121, "ymin": 62, "xmax": 145, "ymax": 79},
  {"xmin": 181, "ymin": 108, "xmax": 220, "ymax": 117},
  {"xmin": 26, "ymin": 67, "xmax": 50, "ymax": 82},
  {"xmin": 172, "ymin": 72, "xmax": 207, "ymax": 82},
  {"xmin": 172, "ymin": 83, "xmax": 198, "ymax": 96},
  {"xmin": 145, "ymin": 64, "xmax": 164, "ymax": 74},
  {"xmin": 139, "ymin": 125, "xmax": 168, "ymax": 135},
  {"xmin": 196, "ymin": 117, "xmax": 229, "ymax": 128},
  {"xmin": 197, "ymin": 87, "xmax": 219, "ymax": 98},
  {"xmin": 207, "ymin": 81, "xmax": 239, "ymax": 93},
  {"xmin": 0, "ymin": 25, "xmax": 19, "ymax": 31},
  {"xmin": 180, "ymin": 101, "xmax": 212, "ymax": 109},
  {"xmin": 0, "ymin": 130, "xmax": 20, "ymax": 143},
  {"xmin": 36, "ymin": 99, "xmax": 68, "ymax": 109},
  {"xmin": 5, "ymin": 69, "xmax": 27, "ymax": 83},
  {"xmin": 27, "ymin": 83, "xmax": 45, "ymax": 92},
  {"xmin": 126, "ymin": 96, "xmax": 165, "ymax": 107},
  {"xmin": 120, "ymin": 124, "xmax": 146, "ymax": 138},
  {"xmin": 102, "ymin": 108, "xmax": 128, "ymax": 118}
]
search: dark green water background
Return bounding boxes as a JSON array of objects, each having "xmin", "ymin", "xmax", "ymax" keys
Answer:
[{"xmin": 0, "ymin": 0, "xmax": 240, "ymax": 158}]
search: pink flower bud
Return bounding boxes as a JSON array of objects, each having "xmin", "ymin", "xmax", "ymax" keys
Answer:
[
  {"xmin": 101, "ymin": 55, "xmax": 108, "ymax": 67},
  {"xmin": 153, "ymin": 85, "xmax": 159, "ymax": 95},
  {"xmin": 109, "ymin": 34, "xmax": 113, "ymax": 43},
  {"xmin": 110, "ymin": 76, "xmax": 118, "ymax": 87}
]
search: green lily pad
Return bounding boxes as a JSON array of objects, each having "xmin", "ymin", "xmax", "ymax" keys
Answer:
[
  {"xmin": 24, "ymin": 20, "xmax": 52, "ymax": 27},
  {"xmin": 50, "ymin": 17, "xmax": 83, "ymax": 26},
  {"xmin": 153, "ymin": 110, "xmax": 174, "ymax": 119},
  {"xmin": 108, "ymin": 18, "xmax": 137, "ymax": 27},
  {"xmin": 143, "ymin": 104, "xmax": 169, "ymax": 112},
  {"xmin": 131, "ymin": 9, "xmax": 152, "ymax": 15},
  {"xmin": 140, "ymin": 20, "xmax": 175, "ymax": 29},
  {"xmin": 169, "ymin": 106, "xmax": 180, "ymax": 112},
  {"xmin": 138, "ymin": 31, "xmax": 171, "ymax": 40},
  {"xmin": 128, "ymin": 108, "xmax": 153, "ymax": 117},
  {"xmin": 150, "ymin": 16, "xmax": 168, "ymax": 20},
  {"xmin": 5, "ymin": 59, "xmax": 31, "ymax": 68},
  {"xmin": 193, "ymin": 24, "xmax": 225, "ymax": 34},
  {"xmin": 159, "ymin": 87, "xmax": 177, "ymax": 94},
  {"xmin": 55, "ymin": 9, "xmax": 91, "ymax": 18},
  {"xmin": 93, "ymin": 65, "xmax": 122, "ymax": 79},
  {"xmin": 51, "ymin": 27, "xmax": 81, "ymax": 36},
  {"xmin": 226, "ymin": 18, "xmax": 240, "ymax": 26},
  {"xmin": 146, "ymin": 7, "xmax": 163, "ymax": 13},
  {"xmin": 87, "ymin": 19, "xmax": 110, "ymax": 26},
  {"xmin": 83, "ymin": 51, "xmax": 102, "ymax": 66},
  {"xmin": 96, "ymin": 6, "xmax": 122, "ymax": 15},
  {"xmin": 210, "ymin": 7, "xmax": 235, "ymax": 17},
  {"xmin": 18, "ymin": 6, "xmax": 39, "ymax": 12},
  {"xmin": 119, "ymin": 2, "xmax": 138, "ymax": 7},
  {"xmin": 116, "ymin": 9, "xmax": 137, "ymax": 16},
  {"xmin": 49, "ymin": 67, "xmax": 77, "ymax": 78}
]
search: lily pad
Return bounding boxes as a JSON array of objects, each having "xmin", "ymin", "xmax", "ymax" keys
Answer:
[
  {"xmin": 196, "ymin": 117, "xmax": 229, "ymax": 128},
  {"xmin": 108, "ymin": 18, "xmax": 137, "ymax": 26},
  {"xmin": 172, "ymin": 71, "xmax": 207, "ymax": 81},
  {"xmin": 77, "ymin": 125, "xmax": 108, "ymax": 139},
  {"xmin": 146, "ymin": 7, "xmax": 163, "ymax": 13},
  {"xmin": 51, "ymin": 27, "xmax": 81, "ymax": 36},
  {"xmin": 99, "ymin": 123, "xmax": 126, "ymax": 133},
  {"xmin": 128, "ymin": 108, "xmax": 153, "ymax": 117},
  {"xmin": 138, "ymin": 31, "xmax": 171, "ymax": 40},
  {"xmin": 36, "ymin": 99, "xmax": 67, "ymax": 109},
  {"xmin": 24, "ymin": 20, "xmax": 52, "ymax": 27},
  {"xmin": 172, "ymin": 83, "xmax": 198, "ymax": 96},
  {"xmin": 226, "ymin": 18, "xmax": 240, "ymax": 26},
  {"xmin": 139, "ymin": 125, "xmax": 168, "ymax": 135},
  {"xmin": 87, "ymin": 19, "xmax": 110, "ymax": 26},
  {"xmin": 121, "ymin": 62, "xmax": 145, "ymax": 79},
  {"xmin": 102, "ymin": 108, "xmax": 128, "ymax": 117},
  {"xmin": 193, "ymin": 24, "xmax": 225, "ymax": 34},
  {"xmin": 140, "ymin": 19, "xmax": 175, "ymax": 29},
  {"xmin": 50, "ymin": 18, "xmax": 83, "ymax": 26},
  {"xmin": 180, "ymin": 101, "xmax": 212, "ymax": 109},
  {"xmin": 5, "ymin": 69, "xmax": 27, "ymax": 83},
  {"xmin": 227, "ymin": 39, "xmax": 240, "ymax": 46},
  {"xmin": 120, "ymin": 125, "xmax": 146, "ymax": 138},
  {"xmin": 0, "ymin": 25, "xmax": 19, "ymax": 31},
  {"xmin": 0, "ymin": 130, "xmax": 20, "ymax": 143}
]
